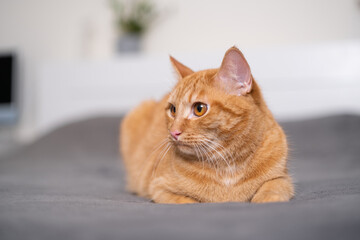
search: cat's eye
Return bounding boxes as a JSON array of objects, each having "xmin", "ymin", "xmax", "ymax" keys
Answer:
[
  {"xmin": 169, "ymin": 104, "xmax": 176, "ymax": 117},
  {"xmin": 193, "ymin": 102, "xmax": 208, "ymax": 117}
]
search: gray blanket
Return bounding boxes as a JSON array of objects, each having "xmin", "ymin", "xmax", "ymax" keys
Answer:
[{"xmin": 0, "ymin": 115, "xmax": 359, "ymax": 240}]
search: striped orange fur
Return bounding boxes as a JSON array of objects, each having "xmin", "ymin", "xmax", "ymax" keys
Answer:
[{"xmin": 120, "ymin": 47, "xmax": 294, "ymax": 203}]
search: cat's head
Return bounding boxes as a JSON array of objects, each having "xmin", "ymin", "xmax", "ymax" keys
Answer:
[{"xmin": 166, "ymin": 47, "xmax": 260, "ymax": 159}]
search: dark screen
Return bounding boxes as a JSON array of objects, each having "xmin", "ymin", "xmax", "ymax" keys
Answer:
[{"xmin": 0, "ymin": 55, "xmax": 13, "ymax": 104}]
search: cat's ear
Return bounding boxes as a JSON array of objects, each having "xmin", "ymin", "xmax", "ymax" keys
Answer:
[
  {"xmin": 215, "ymin": 46, "xmax": 252, "ymax": 95},
  {"xmin": 169, "ymin": 56, "xmax": 194, "ymax": 79}
]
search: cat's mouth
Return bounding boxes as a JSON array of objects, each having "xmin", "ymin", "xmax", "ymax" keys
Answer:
[
  {"xmin": 173, "ymin": 140, "xmax": 191, "ymax": 148},
  {"xmin": 172, "ymin": 140, "xmax": 199, "ymax": 156}
]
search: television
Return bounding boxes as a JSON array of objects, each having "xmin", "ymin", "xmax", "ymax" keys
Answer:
[{"xmin": 0, "ymin": 53, "xmax": 17, "ymax": 124}]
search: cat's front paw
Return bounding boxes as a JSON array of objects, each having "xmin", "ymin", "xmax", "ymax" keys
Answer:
[
  {"xmin": 251, "ymin": 192, "xmax": 290, "ymax": 203},
  {"xmin": 152, "ymin": 192, "xmax": 198, "ymax": 204}
]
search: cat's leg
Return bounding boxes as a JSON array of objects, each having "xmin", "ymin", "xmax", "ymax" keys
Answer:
[
  {"xmin": 151, "ymin": 190, "xmax": 198, "ymax": 204},
  {"xmin": 251, "ymin": 176, "xmax": 294, "ymax": 203},
  {"xmin": 149, "ymin": 178, "xmax": 198, "ymax": 204}
]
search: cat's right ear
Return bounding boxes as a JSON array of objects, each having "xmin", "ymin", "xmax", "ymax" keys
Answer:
[
  {"xmin": 170, "ymin": 56, "xmax": 194, "ymax": 79},
  {"xmin": 215, "ymin": 46, "xmax": 252, "ymax": 96}
]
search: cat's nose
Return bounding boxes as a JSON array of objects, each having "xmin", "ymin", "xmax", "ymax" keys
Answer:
[{"xmin": 170, "ymin": 130, "xmax": 182, "ymax": 140}]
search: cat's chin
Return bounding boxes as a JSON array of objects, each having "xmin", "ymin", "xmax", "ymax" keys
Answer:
[{"xmin": 174, "ymin": 143, "xmax": 197, "ymax": 158}]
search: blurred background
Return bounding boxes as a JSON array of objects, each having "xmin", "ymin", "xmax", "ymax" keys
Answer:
[{"xmin": 0, "ymin": 0, "xmax": 360, "ymax": 153}]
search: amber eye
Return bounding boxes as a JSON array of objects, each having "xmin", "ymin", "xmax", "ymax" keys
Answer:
[
  {"xmin": 193, "ymin": 102, "xmax": 207, "ymax": 117},
  {"xmin": 169, "ymin": 104, "xmax": 176, "ymax": 117}
]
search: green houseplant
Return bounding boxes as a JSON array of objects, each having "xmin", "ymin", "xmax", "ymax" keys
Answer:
[{"xmin": 110, "ymin": 0, "xmax": 157, "ymax": 52}]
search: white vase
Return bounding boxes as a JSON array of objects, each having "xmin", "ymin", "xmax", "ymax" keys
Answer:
[{"xmin": 117, "ymin": 34, "xmax": 141, "ymax": 53}]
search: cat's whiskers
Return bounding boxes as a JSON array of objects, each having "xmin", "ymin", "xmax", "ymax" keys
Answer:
[
  {"xmin": 199, "ymin": 142, "xmax": 218, "ymax": 173},
  {"xmin": 135, "ymin": 138, "xmax": 170, "ymax": 184},
  {"xmin": 203, "ymin": 138, "xmax": 235, "ymax": 161},
  {"xmin": 202, "ymin": 138, "xmax": 237, "ymax": 170},
  {"xmin": 198, "ymin": 138, "xmax": 235, "ymax": 176},
  {"xmin": 200, "ymin": 140, "xmax": 230, "ymax": 167},
  {"xmin": 198, "ymin": 142, "xmax": 220, "ymax": 176},
  {"xmin": 193, "ymin": 144, "xmax": 205, "ymax": 171},
  {"xmin": 151, "ymin": 141, "xmax": 173, "ymax": 178}
]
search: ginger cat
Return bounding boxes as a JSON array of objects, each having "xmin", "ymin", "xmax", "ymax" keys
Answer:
[{"xmin": 120, "ymin": 47, "xmax": 294, "ymax": 204}]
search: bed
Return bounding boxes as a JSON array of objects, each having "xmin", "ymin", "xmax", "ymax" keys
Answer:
[{"xmin": 0, "ymin": 114, "xmax": 359, "ymax": 239}]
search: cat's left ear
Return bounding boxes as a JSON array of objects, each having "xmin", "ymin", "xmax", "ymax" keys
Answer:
[
  {"xmin": 170, "ymin": 56, "xmax": 194, "ymax": 79},
  {"xmin": 215, "ymin": 46, "xmax": 252, "ymax": 95}
]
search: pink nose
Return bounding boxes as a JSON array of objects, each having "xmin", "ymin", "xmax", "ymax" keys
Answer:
[{"xmin": 170, "ymin": 130, "xmax": 182, "ymax": 140}]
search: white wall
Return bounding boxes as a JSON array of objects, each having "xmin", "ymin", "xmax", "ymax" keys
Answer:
[
  {"xmin": 0, "ymin": 0, "xmax": 359, "ymax": 140},
  {"xmin": 145, "ymin": 0, "xmax": 360, "ymax": 53},
  {"xmin": 36, "ymin": 40, "xmax": 360, "ymax": 137},
  {"xmin": 0, "ymin": 0, "xmax": 115, "ymax": 139}
]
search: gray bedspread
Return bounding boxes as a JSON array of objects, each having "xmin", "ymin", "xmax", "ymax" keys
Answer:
[{"xmin": 0, "ymin": 114, "xmax": 359, "ymax": 240}]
